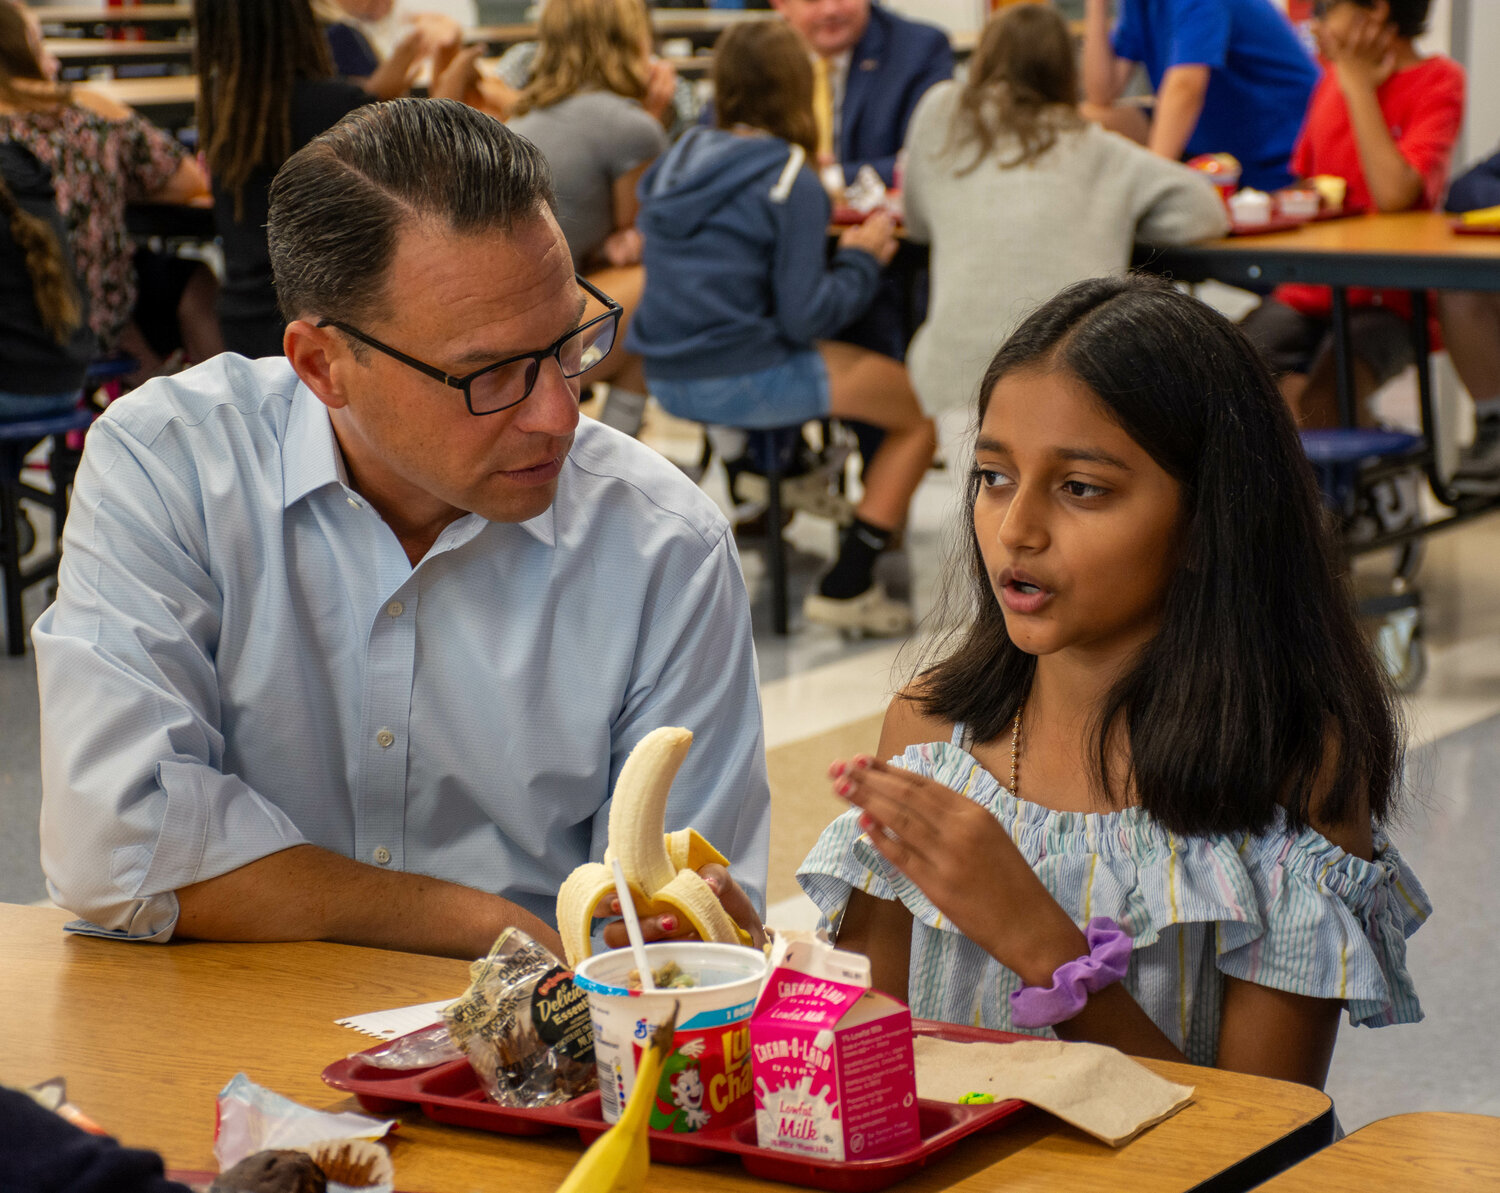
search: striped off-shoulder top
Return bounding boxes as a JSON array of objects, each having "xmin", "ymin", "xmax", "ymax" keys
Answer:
[{"xmin": 797, "ymin": 728, "xmax": 1430, "ymax": 1067}]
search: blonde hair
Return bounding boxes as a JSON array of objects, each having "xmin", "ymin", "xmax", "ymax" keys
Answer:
[{"xmin": 512, "ymin": 0, "xmax": 651, "ymax": 117}]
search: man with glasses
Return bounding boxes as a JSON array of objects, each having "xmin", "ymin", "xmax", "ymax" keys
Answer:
[{"xmin": 33, "ymin": 99, "xmax": 770, "ymax": 962}]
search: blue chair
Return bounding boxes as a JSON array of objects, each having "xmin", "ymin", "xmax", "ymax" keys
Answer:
[{"xmin": 1, "ymin": 406, "xmax": 95, "ymax": 655}]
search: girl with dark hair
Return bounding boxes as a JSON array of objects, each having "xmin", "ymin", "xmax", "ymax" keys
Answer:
[
  {"xmin": 800, "ymin": 275, "xmax": 1427, "ymax": 1086},
  {"xmin": 628, "ymin": 20, "xmax": 937, "ymax": 636},
  {"xmin": 195, "ymin": 0, "xmax": 480, "ymax": 358},
  {"xmin": 901, "ymin": 3, "xmax": 1225, "ymax": 425},
  {"xmin": 0, "ymin": 0, "xmax": 214, "ymax": 376}
]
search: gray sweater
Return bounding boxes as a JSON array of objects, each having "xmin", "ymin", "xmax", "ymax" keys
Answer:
[{"xmin": 902, "ymin": 82, "xmax": 1230, "ymax": 414}]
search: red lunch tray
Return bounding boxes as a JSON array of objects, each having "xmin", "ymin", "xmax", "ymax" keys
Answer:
[
  {"xmin": 1229, "ymin": 208, "xmax": 1351, "ymax": 237},
  {"xmin": 322, "ymin": 1020, "xmax": 1032, "ymax": 1192},
  {"xmin": 1451, "ymin": 218, "xmax": 1500, "ymax": 236}
]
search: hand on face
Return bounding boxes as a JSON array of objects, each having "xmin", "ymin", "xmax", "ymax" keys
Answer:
[
  {"xmin": 598, "ymin": 863, "xmax": 768, "ymax": 950},
  {"xmin": 1320, "ymin": 5, "xmax": 1398, "ymax": 91}
]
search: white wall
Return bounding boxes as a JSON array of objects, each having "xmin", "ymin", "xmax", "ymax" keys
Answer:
[{"xmin": 881, "ymin": 0, "xmax": 985, "ymax": 35}]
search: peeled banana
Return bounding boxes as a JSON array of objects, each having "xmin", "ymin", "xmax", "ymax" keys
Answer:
[
  {"xmin": 555, "ymin": 1008, "xmax": 677, "ymax": 1193},
  {"xmin": 556, "ymin": 726, "xmax": 748, "ymax": 968}
]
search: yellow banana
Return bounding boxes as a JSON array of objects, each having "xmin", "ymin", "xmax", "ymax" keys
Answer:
[
  {"xmin": 1459, "ymin": 204, "xmax": 1500, "ymax": 228},
  {"xmin": 555, "ymin": 1009, "xmax": 677, "ymax": 1193},
  {"xmin": 555, "ymin": 726, "xmax": 748, "ymax": 968}
]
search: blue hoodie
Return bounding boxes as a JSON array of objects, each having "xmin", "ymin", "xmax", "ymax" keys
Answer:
[{"xmin": 625, "ymin": 126, "xmax": 882, "ymax": 380}]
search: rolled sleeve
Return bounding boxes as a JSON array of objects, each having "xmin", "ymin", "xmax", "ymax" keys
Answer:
[
  {"xmin": 598, "ymin": 525, "xmax": 770, "ymax": 916},
  {"xmin": 34, "ymin": 415, "xmax": 306, "ymax": 941}
]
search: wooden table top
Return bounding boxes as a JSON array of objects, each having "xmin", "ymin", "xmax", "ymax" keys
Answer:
[
  {"xmin": 1255, "ymin": 1113, "xmax": 1500, "ymax": 1191},
  {"xmin": 0, "ymin": 903, "xmax": 1333, "ymax": 1193},
  {"xmin": 81, "ymin": 72, "xmax": 194, "ymax": 108},
  {"xmin": 1138, "ymin": 211, "xmax": 1500, "ymax": 292},
  {"xmin": 46, "ymin": 36, "xmax": 191, "ymax": 58},
  {"xmin": 34, "ymin": 3, "xmax": 191, "ymax": 24}
]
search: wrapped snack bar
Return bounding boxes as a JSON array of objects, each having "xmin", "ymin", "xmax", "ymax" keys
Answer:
[{"xmin": 444, "ymin": 928, "xmax": 596, "ymax": 1107}]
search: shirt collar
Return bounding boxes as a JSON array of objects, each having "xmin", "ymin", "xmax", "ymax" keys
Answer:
[
  {"xmin": 282, "ymin": 382, "xmax": 344, "ymax": 509},
  {"xmin": 280, "ymin": 380, "xmax": 559, "ymax": 547}
]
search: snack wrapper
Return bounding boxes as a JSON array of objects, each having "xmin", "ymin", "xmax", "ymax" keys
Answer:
[
  {"xmin": 443, "ymin": 928, "xmax": 597, "ymax": 1107},
  {"xmin": 213, "ymin": 1073, "xmax": 395, "ymax": 1191}
]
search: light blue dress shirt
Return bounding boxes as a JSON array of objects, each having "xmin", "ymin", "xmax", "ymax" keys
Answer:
[{"xmin": 33, "ymin": 354, "xmax": 770, "ymax": 942}]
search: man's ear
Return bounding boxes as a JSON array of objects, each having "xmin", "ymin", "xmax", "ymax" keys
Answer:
[{"xmin": 284, "ymin": 319, "xmax": 350, "ymax": 410}]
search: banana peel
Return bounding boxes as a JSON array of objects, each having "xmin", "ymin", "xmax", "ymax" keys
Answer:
[
  {"xmin": 556, "ymin": 727, "xmax": 751, "ymax": 968},
  {"xmin": 555, "ymin": 1007, "xmax": 678, "ymax": 1193}
]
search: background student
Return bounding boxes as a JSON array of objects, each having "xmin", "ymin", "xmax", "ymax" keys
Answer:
[
  {"xmin": 313, "ymin": 0, "xmax": 463, "ymax": 101},
  {"xmin": 627, "ymin": 21, "xmax": 936, "ymax": 637},
  {"xmin": 802, "ymin": 275, "xmax": 1426, "ymax": 1087},
  {"xmin": 1239, "ymin": 0, "xmax": 1464, "ymax": 427},
  {"xmin": 0, "ymin": 0, "xmax": 216, "ymax": 381},
  {"xmin": 901, "ymin": 3, "xmax": 1226, "ymax": 431},
  {"xmin": 196, "ymin": 0, "xmax": 480, "ymax": 358},
  {"xmin": 1438, "ymin": 144, "xmax": 1500, "ymax": 493},
  {"xmin": 1082, "ymin": 0, "xmax": 1319, "ymax": 191},
  {"xmin": 508, "ymin": 0, "xmax": 672, "ymax": 434}
]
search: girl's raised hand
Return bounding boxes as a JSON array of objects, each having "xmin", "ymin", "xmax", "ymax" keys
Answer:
[{"xmin": 830, "ymin": 755, "xmax": 1080, "ymax": 981}]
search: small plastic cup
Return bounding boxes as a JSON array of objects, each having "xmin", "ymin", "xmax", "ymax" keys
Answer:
[{"xmin": 574, "ymin": 941, "xmax": 767, "ymax": 1133}]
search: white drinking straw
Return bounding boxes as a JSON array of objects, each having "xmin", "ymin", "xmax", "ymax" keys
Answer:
[{"xmin": 610, "ymin": 857, "xmax": 656, "ymax": 992}]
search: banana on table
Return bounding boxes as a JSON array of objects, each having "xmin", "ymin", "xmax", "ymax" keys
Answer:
[
  {"xmin": 556, "ymin": 726, "xmax": 750, "ymax": 969},
  {"xmin": 1458, "ymin": 204, "xmax": 1500, "ymax": 228}
]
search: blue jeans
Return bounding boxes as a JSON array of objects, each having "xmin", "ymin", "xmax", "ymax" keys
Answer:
[
  {"xmin": 0, "ymin": 391, "xmax": 80, "ymax": 422},
  {"xmin": 647, "ymin": 351, "xmax": 830, "ymax": 431}
]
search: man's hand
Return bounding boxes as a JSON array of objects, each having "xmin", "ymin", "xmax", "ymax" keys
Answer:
[
  {"xmin": 1322, "ymin": 7, "xmax": 1398, "ymax": 96},
  {"xmin": 838, "ymin": 210, "xmax": 898, "ymax": 266},
  {"xmin": 600, "ymin": 863, "xmax": 768, "ymax": 951}
]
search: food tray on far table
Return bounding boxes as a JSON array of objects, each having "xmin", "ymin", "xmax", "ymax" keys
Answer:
[
  {"xmin": 1229, "ymin": 208, "xmax": 1351, "ymax": 236},
  {"xmin": 831, "ymin": 203, "xmax": 902, "ymax": 227},
  {"xmin": 1451, "ymin": 218, "xmax": 1500, "ymax": 236},
  {"xmin": 322, "ymin": 1020, "xmax": 1032, "ymax": 1192}
]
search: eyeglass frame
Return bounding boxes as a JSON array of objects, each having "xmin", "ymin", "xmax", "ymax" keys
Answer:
[{"xmin": 316, "ymin": 273, "xmax": 623, "ymax": 417}]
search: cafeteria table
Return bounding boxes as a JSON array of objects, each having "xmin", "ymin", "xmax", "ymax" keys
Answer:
[
  {"xmin": 1136, "ymin": 211, "xmax": 1500, "ymax": 521},
  {"xmin": 0, "ymin": 902, "xmax": 1334, "ymax": 1192},
  {"xmin": 1253, "ymin": 1112, "xmax": 1500, "ymax": 1191}
]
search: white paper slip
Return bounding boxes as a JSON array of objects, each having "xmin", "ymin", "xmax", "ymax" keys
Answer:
[{"xmin": 336, "ymin": 999, "xmax": 454, "ymax": 1039}]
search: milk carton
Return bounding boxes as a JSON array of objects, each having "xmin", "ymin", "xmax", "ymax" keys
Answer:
[{"xmin": 751, "ymin": 937, "xmax": 921, "ymax": 1162}]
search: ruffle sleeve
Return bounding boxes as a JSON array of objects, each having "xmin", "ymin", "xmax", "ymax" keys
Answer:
[
  {"xmin": 796, "ymin": 739, "xmax": 1429, "ymax": 1031},
  {"xmin": 1222, "ymin": 827, "xmax": 1430, "ymax": 1026}
]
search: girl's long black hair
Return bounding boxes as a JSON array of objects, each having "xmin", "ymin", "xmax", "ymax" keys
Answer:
[{"xmin": 916, "ymin": 274, "xmax": 1402, "ymax": 836}]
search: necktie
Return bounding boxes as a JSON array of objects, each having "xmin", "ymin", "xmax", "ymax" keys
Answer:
[{"xmin": 812, "ymin": 54, "xmax": 835, "ymax": 162}]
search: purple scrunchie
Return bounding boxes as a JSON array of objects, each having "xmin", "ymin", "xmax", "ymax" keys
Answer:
[{"xmin": 1008, "ymin": 917, "xmax": 1133, "ymax": 1029}]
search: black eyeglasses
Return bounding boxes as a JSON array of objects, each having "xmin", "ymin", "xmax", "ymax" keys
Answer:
[{"xmin": 317, "ymin": 274, "xmax": 623, "ymax": 416}]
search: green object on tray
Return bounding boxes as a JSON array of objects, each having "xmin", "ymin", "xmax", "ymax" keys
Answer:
[{"xmin": 959, "ymin": 1092, "xmax": 996, "ymax": 1105}]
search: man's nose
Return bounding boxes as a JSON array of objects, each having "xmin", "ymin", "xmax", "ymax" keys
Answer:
[{"xmin": 514, "ymin": 357, "xmax": 581, "ymax": 437}]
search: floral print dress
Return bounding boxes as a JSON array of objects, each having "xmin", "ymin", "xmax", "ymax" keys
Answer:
[{"xmin": 0, "ymin": 103, "xmax": 185, "ymax": 348}]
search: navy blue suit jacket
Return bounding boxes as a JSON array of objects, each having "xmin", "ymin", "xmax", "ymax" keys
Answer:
[{"xmin": 839, "ymin": 6, "xmax": 954, "ymax": 185}]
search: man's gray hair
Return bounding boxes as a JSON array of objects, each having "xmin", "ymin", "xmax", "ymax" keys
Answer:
[{"xmin": 268, "ymin": 98, "xmax": 556, "ymax": 326}]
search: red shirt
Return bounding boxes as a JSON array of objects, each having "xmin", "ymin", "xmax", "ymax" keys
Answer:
[{"xmin": 1275, "ymin": 55, "xmax": 1465, "ymax": 319}]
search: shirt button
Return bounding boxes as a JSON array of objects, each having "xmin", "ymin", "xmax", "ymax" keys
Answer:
[
  {"xmin": 346, "ymin": 496, "xmax": 361, "ymax": 509},
  {"xmin": 376, "ymin": 728, "xmax": 395, "ymax": 748},
  {"xmin": 373, "ymin": 846, "xmax": 391, "ymax": 865},
  {"xmin": 387, "ymin": 600, "xmax": 405, "ymax": 618}
]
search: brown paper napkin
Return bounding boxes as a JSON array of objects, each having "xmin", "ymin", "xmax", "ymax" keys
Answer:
[{"xmin": 913, "ymin": 1036, "xmax": 1195, "ymax": 1147}]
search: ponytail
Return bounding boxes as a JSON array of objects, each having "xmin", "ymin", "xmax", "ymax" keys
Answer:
[{"xmin": 0, "ymin": 173, "xmax": 82, "ymax": 343}]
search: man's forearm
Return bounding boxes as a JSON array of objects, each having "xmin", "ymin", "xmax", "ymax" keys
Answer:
[
  {"xmin": 174, "ymin": 844, "xmax": 564, "ymax": 960},
  {"xmin": 1341, "ymin": 80, "xmax": 1423, "ymax": 211},
  {"xmin": 1148, "ymin": 65, "xmax": 1210, "ymax": 162},
  {"xmin": 1082, "ymin": 0, "xmax": 1125, "ymax": 105}
]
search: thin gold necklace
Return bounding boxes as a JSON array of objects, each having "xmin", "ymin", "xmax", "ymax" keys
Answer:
[{"xmin": 1010, "ymin": 702, "xmax": 1023, "ymax": 796}]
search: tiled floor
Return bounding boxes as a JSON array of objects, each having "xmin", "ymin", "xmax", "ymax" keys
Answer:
[{"xmin": 2, "ymin": 397, "xmax": 1498, "ymax": 1133}]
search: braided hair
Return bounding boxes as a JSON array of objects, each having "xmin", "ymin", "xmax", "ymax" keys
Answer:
[
  {"xmin": 194, "ymin": 0, "xmax": 334, "ymax": 213},
  {"xmin": 0, "ymin": 166, "xmax": 83, "ymax": 344}
]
